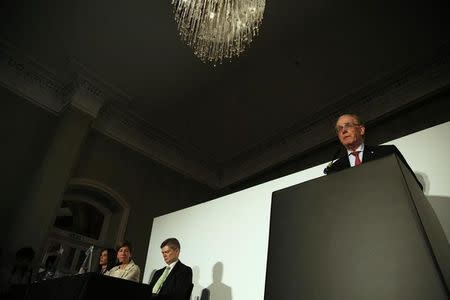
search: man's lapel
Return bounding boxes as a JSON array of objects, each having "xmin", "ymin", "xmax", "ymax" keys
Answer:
[
  {"xmin": 163, "ymin": 261, "xmax": 180, "ymax": 287},
  {"xmin": 333, "ymin": 154, "xmax": 350, "ymax": 171},
  {"xmin": 362, "ymin": 145, "xmax": 376, "ymax": 163}
]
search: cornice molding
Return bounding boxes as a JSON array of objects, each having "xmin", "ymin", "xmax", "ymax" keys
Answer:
[
  {"xmin": 0, "ymin": 40, "xmax": 218, "ymax": 187},
  {"xmin": 69, "ymin": 60, "xmax": 132, "ymax": 118},
  {"xmin": 93, "ymin": 104, "xmax": 221, "ymax": 188},
  {"xmin": 0, "ymin": 40, "xmax": 132, "ymax": 118},
  {"xmin": 3, "ymin": 38, "xmax": 449, "ymax": 189},
  {"xmin": 95, "ymin": 43, "xmax": 450, "ymax": 189},
  {"xmin": 0, "ymin": 40, "xmax": 71, "ymax": 114},
  {"xmin": 70, "ymin": 81, "xmax": 105, "ymax": 118}
]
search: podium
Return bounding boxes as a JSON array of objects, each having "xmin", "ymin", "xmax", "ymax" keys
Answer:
[
  {"xmin": 8, "ymin": 273, "xmax": 152, "ymax": 300},
  {"xmin": 264, "ymin": 154, "xmax": 450, "ymax": 300}
]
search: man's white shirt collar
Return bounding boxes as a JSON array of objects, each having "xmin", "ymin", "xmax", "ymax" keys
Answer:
[
  {"xmin": 347, "ymin": 143, "xmax": 364, "ymax": 156},
  {"xmin": 347, "ymin": 143, "xmax": 364, "ymax": 167},
  {"xmin": 166, "ymin": 260, "xmax": 178, "ymax": 275}
]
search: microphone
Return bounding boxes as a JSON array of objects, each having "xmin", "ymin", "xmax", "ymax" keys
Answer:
[{"xmin": 323, "ymin": 147, "xmax": 342, "ymax": 175}]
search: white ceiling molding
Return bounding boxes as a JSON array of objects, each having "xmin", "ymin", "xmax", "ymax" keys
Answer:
[
  {"xmin": 92, "ymin": 47, "xmax": 450, "ymax": 188},
  {"xmin": 0, "ymin": 39, "xmax": 70, "ymax": 114},
  {"xmin": 70, "ymin": 82, "xmax": 105, "ymax": 118},
  {"xmin": 69, "ymin": 60, "xmax": 132, "ymax": 111},
  {"xmin": 68, "ymin": 61, "xmax": 132, "ymax": 117},
  {"xmin": 0, "ymin": 40, "xmax": 220, "ymax": 187},
  {"xmin": 0, "ymin": 40, "xmax": 131, "ymax": 118},
  {"xmin": 2, "ymin": 38, "xmax": 449, "ymax": 189},
  {"xmin": 93, "ymin": 104, "xmax": 221, "ymax": 188}
]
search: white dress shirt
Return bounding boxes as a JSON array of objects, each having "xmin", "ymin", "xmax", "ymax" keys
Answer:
[{"xmin": 347, "ymin": 143, "xmax": 364, "ymax": 167}]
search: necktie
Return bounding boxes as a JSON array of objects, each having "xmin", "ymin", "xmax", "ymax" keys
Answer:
[
  {"xmin": 351, "ymin": 151, "xmax": 362, "ymax": 166},
  {"xmin": 152, "ymin": 266, "xmax": 170, "ymax": 294}
]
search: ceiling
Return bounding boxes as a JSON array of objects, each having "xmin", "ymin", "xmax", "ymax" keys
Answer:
[{"xmin": 2, "ymin": 0, "xmax": 450, "ymax": 188}]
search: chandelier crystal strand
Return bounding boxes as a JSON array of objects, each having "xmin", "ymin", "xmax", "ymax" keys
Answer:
[{"xmin": 172, "ymin": 0, "xmax": 265, "ymax": 65}]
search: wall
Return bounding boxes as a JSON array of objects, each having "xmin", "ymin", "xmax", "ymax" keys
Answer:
[
  {"xmin": 224, "ymin": 88, "xmax": 450, "ymax": 194},
  {"xmin": 144, "ymin": 121, "xmax": 450, "ymax": 300},
  {"xmin": 1, "ymin": 85, "xmax": 215, "ymax": 275},
  {"xmin": 72, "ymin": 131, "xmax": 217, "ymax": 267},
  {"xmin": 0, "ymin": 85, "xmax": 58, "ymax": 243}
]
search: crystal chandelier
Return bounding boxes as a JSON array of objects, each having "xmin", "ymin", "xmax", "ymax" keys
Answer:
[{"xmin": 172, "ymin": 0, "xmax": 266, "ymax": 65}]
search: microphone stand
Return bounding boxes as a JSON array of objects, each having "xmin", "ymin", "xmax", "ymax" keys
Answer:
[{"xmin": 78, "ymin": 245, "xmax": 94, "ymax": 274}]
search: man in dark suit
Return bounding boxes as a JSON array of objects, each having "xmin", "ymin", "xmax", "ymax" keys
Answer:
[
  {"xmin": 325, "ymin": 114, "xmax": 423, "ymax": 190},
  {"xmin": 149, "ymin": 238, "xmax": 193, "ymax": 300}
]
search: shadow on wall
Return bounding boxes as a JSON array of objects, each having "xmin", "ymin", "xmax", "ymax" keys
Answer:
[
  {"xmin": 192, "ymin": 262, "xmax": 232, "ymax": 300},
  {"xmin": 416, "ymin": 172, "xmax": 450, "ymax": 244},
  {"xmin": 191, "ymin": 266, "xmax": 204, "ymax": 300}
]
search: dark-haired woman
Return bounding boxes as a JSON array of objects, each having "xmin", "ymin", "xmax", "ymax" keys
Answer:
[
  {"xmin": 105, "ymin": 242, "xmax": 140, "ymax": 282},
  {"xmin": 98, "ymin": 248, "xmax": 116, "ymax": 275}
]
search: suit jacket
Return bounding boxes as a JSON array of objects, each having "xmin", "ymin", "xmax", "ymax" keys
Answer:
[
  {"xmin": 325, "ymin": 144, "xmax": 423, "ymax": 190},
  {"xmin": 149, "ymin": 261, "xmax": 193, "ymax": 300}
]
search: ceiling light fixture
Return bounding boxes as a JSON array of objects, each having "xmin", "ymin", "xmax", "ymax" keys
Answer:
[{"xmin": 172, "ymin": 0, "xmax": 265, "ymax": 65}]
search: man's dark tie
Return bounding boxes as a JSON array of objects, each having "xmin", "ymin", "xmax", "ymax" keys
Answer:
[{"xmin": 351, "ymin": 151, "xmax": 362, "ymax": 166}]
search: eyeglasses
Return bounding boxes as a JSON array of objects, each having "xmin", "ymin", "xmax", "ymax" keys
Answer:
[{"xmin": 335, "ymin": 122, "xmax": 361, "ymax": 133}]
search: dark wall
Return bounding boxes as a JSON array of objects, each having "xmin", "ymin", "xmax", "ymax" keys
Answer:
[
  {"xmin": 1, "ymin": 84, "xmax": 216, "ymax": 270},
  {"xmin": 3, "ymin": 82, "xmax": 449, "ymax": 272},
  {"xmin": 222, "ymin": 88, "xmax": 450, "ymax": 194},
  {"xmin": 1, "ymin": 85, "xmax": 58, "ymax": 236},
  {"xmin": 72, "ymin": 131, "xmax": 217, "ymax": 268}
]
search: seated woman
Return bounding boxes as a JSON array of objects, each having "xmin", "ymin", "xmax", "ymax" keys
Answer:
[
  {"xmin": 98, "ymin": 248, "xmax": 117, "ymax": 275},
  {"xmin": 104, "ymin": 241, "xmax": 140, "ymax": 282}
]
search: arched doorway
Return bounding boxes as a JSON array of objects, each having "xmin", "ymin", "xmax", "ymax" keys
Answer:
[{"xmin": 40, "ymin": 179, "xmax": 129, "ymax": 276}]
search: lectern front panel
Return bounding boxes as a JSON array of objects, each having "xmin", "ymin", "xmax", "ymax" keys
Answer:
[{"xmin": 264, "ymin": 155, "xmax": 448, "ymax": 300}]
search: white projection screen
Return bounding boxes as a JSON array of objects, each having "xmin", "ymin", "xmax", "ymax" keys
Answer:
[{"xmin": 143, "ymin": 121, "xmax": 450, "ymax": 300}]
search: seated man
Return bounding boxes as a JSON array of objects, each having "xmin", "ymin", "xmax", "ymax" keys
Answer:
[
  {"xmin": 325, "ymin": 113, "xmax": 423, "ymax": 190},
  {"xmin": 149, "ymin": 238, "xmax": 192, "ymax": 300}
]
